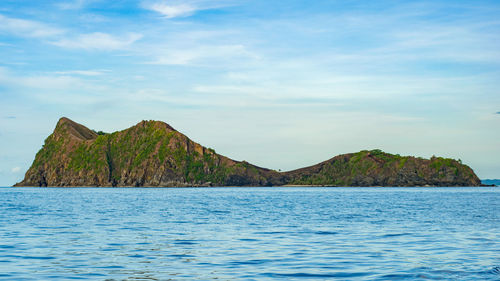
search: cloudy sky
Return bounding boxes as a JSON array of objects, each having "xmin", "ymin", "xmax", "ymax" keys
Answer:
[{"xmin": 0, "ymin": 0, "xmax": 499, "ymax": 185}]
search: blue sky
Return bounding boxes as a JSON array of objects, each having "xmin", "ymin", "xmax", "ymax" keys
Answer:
[{"xmin": 1, "ymin": 0, "xmax": 499, "ymax": 185}]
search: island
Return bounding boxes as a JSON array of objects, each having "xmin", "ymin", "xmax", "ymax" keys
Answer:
[{"xmin": 15, "ymin": 117, "xmax": 481, "ymax": 187}]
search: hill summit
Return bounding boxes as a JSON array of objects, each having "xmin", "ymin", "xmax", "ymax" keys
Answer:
[{"xmin": 15, "ymin": 117, "xmax": 481, "ymax": 187}]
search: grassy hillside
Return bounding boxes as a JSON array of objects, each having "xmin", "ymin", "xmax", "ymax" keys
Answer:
[
  {"xmin": 285, "ymin": 149, "xmax": 479, "ymax": 186},
  {"xmin": 16, "ymin": 118, "xmax": 481, "ymax": 187}
]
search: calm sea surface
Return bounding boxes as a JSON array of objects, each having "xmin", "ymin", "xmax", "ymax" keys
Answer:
[{"xmin": 0, "ymin": 187, "xmax": 499, "ymax": 280}]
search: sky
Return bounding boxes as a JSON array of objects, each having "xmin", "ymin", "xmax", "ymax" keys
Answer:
[{"xmin": 0, "ymin": 0, "xmax": 499, "ymax": 185}]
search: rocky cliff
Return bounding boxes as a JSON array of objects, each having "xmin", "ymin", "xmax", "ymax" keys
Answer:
[{"xmin": 15, "ymin": 118, "xmax": 481, "ymax": 187}]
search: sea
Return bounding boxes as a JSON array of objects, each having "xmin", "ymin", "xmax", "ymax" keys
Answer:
[{"xmin": 0, "ymin": 187, "xmax": 498, "ymax": 280}]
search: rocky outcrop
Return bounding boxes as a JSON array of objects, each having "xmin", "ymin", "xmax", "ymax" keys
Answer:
[
  {"xmin": 16, "ymin": 117, "xmax": 281, "ymax": 187},
  {"xmin": 15, "ymin": 117, "xmax": 481, "ymax": 187},
  {"xmin": 283, "ymin": 150, "xmax": 481, "ymax": 187}
]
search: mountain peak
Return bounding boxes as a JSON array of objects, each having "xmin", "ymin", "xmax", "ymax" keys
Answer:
[
  {"xmin": 133, "ymin": 119, "xmax": 177, "ymax": 132},
  {"xmin": 55, "ymin": 117, "xmax": 97, "ymax": 141}
]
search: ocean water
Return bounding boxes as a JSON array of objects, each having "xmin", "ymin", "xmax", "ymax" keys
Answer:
[{"xmin": 0, "ymin": 187, "xmax": 498, "ymax": 280}]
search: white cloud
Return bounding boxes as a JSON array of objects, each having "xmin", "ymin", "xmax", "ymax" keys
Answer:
[
  {"xmin": 53, "ymin": 70, "xmax": 109, "ymax": 76},
  {"xmin": 0, "ymin": 71, "xmax": 82, "ymax": 90},
  {"xmin": 56, "ymin": 0, "xmax": 92, "ymax": 10},
  {"xmin": 0, "ymin": 14, "xmax": 140, "ymax": 52},
  {"xmin": 0, "ymin": 14, "xmax": 64, "ymax": 38},
  {"xmin": 0, "ymin": 66, "xmax": 98, "ymax": 94},
  {"xmin": 145, "ymin": 0, "xmax": 235, "ymax": 19},
  {"xmin": 23, "ymin": 75, "xmax": 78, "ymax": 89},
  {"xmin": 149, "ymin": 44, "xmax": 257, "ymax": 65},
  {"xmin": 52, "ymin": 32, "xmax": 142, "ymax": 50},
  {"xmin": 149, "ymin": 2, "xmax": 197, "ymax": 18},
  {"xmin": 11, "ymin": 167, "xmax": 21, "ymax": 173}
]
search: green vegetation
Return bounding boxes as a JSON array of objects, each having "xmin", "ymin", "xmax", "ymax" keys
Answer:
[
  {"xmin": 92, "ymin": 130, "xmax": 108, "ymax": 135},
  {"xmin": 31, "ymin": 134, "xmax": 65, "ymax": 170},
  {"xmin": 287, "ymin": 150, "xmax": 467, "ymax": 186},
  {"xmin": 430, "ymin": 156, "xmax": 455, "ymax": 171},
  {"xmin": 68, "ymin": 142, "xmax": 107, "ymax": 172},
  {"xmin": 17, "ymin": 118, "xmax": 481, "ymax": 187}
]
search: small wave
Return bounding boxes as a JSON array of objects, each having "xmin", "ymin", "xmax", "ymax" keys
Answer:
[
  {"xmin": 101, "ymin": 248, "xmax": 120, "ymax": 252},
  {"xmin": 168, "ymin": 254, "xmax": 194, "ymax": 258},
  {"xmin": 491, "ymin": 266, "xmax": 500, "ymax": 274},
  {"xmin": 230, "ymin": 259, "xmax": 274, "ymax": 265},
  {"xmin": 173, "ymin": 240, "xmax": 197, "ymax": 245},
  {"xmin": 261, "ymin": 272, "xmax": 371, "ymax": 278},
  {"xmin": 382, "ymin": 233, "xmax": 411, "ymax": 238},
  {"xmin": 254, "ymin": 231, "xmax": 287, "ymax": 235},
  {"xmin": 21, "ymin": 256, "xmax": 55, "ymax": 260},
  {"xmin": 468, "ymin": 237, "xmax": 492, "ymax": 242},
  {"xmin": 315, "ymin": 231, "xmax": 338, "ymax": 235},
  {"xmin": 128, "ymin": 254, "xmax": 145, "ymax": 258},
  {"xmin": 94, "ymin": 265, "xmax": 125, "ymax": 269},
  {"xmin": 80, "ymin": 272, "xmax": 107, "ymax": 277},
  {"xmin": 378, "ymin": 273, "xmax": 419, "ymax": 280},
  {"xmin": 210, "ymin": 210, "xmax": 230, "ymax": 214}
]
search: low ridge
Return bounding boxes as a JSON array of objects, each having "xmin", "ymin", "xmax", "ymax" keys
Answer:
[
  {"xmin": 15, "ymin": 118, "xmax": 481, "ymax": 187},
  {"xmin": 284, "ymin": 150, "xmax": 480, "ymax": 186}
]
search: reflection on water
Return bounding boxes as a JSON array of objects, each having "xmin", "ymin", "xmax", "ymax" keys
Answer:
[{"xmin": 0, "ymin": 187, "xmax": 499, "ymax": 280}]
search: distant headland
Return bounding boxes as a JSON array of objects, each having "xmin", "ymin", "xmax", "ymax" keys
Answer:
[{"xmin": 15, "ymin": 117, "xmax": 481, "ymax": 187}]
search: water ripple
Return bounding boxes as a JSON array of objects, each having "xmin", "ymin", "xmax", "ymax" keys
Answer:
[{"xmin": 0, "ymin": 187, "xmax": 498, "ymax": 280}]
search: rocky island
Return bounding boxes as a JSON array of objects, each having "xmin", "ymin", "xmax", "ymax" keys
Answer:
[{"xmin": 15, "ymin": 117, "xmax": 481, "ymax": 187}]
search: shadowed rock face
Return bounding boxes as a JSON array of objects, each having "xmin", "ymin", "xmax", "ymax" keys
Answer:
[{"xmin": 15, "ymin": 118, "xmax": 481, "ymax": 187}]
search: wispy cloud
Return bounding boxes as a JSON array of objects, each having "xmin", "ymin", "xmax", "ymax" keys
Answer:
[
  {"xmin": 144, "ymin": 0, "xmax": 234, "ymax": 18},
  {"xmin": 0, "ymin": 15, "xmax": 140, "ymax": 51},
  {"xmin": 51, "ymin": 32, "xmax": 142, "ymax": 50},
  {"xmin": 56, "ymin": 0, "xmax": 94, "ymax": 10},
  {"xmin": 148, "ymin": 2, "xmax": 198, "ymax": 18},
  {"xmin": 11, "ymin": 167, "xmax": 21, "ymax": 173},
  {"xmin": 0, "ymin": 14, "xmax": 64, "ymax": 38},
  {"xmin": 53, "ymin": 70, "xmax": 109, "ymax": 76},
  {"xmin": 7, "ymin": 74, "xmax": 82, "ymax": 90},
  {"xmin": 0, "ymin": 67, "xmax": 84, "ymax": 90},
  {"xmin": 0, "ymin": 67, "xmax": 111, "ymax": 106},
  {"xmin": 148, "ymin": 44, "xmax": 258, "ymax": 65}
]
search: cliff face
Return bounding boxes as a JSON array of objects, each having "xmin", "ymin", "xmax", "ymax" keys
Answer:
[{"xmin": 15, "ymin": 118, "xmax": 481, "ymax": 187}]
